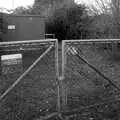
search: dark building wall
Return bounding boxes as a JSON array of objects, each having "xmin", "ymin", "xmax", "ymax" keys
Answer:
[
  {"xmin": 2, "ymin": 15, "xmax": 45, "ymax": 41},
  {"xmin": 0, "ymin": 12, "xmax": 8, "ymax": 42}
]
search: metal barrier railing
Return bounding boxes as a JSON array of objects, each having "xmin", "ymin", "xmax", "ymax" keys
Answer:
[
  {"xmin": 1, "ymin": 39, "xmax": 120, "ymax": 119},
  {"xmin": 61, "ymin": 39, "xmax": 120, "ymax": 119},
  {"xmin": 0, "ymin": 39, "xmax": 60, "ymax": 120}
]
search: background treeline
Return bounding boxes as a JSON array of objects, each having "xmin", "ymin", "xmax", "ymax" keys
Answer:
[{"xmin": 5, "ymin": 0, "xmax": 120, "ymax": 40}]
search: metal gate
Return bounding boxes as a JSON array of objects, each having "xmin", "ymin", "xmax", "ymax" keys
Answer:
[
  {"xmin": 1, "ymin": 39, "xmax": 120, "ymax": 120},
  {"xmin": 0, "ymin": 39, "xmax": 60, "ymax": 120},
  {"xmin": 61, "ymin": 39, "xmax": 120, "ymax": 119}
]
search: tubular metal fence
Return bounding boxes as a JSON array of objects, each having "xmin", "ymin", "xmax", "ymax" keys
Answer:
[
  {"xmin": 2, "ymin": 39, "xmax": 120, "ymax": 120},
  {"xmin": 61, "ymin": 39, "xmax": 120, "ymax": 119},
  {"xmin": 0, "ymin": 39, "xmax": 60, "ymax": 120}
]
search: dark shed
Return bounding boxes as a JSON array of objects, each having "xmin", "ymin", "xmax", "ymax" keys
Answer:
[{"xmin": 2, "ymin": 15, "xmax": 45, "ymax": 41}]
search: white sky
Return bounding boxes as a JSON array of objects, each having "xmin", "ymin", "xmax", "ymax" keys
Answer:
[
  {"xmin": 0, "ymin": 0, "xmax": 95, "ymax": 10},
  {"xmin": 0, "ymin": 0, "xmax": 35, "ymax": 9},
  {"xmin": 75, "ymin": 0, "xmax": 95, "ymax": 5}
]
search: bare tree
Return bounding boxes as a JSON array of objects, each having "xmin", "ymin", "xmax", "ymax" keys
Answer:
[
  {"xmin": 89, "ymin": 0, "xmax": 120, "ymax": 37},
  {"xmin": 88, "ymin": 0, "xmax": 112, "ymax": 15}
]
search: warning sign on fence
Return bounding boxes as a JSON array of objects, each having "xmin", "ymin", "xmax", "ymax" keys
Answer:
[{"xmin": 1, "ymin": 54, "xmax": 23, "ymax": 74}]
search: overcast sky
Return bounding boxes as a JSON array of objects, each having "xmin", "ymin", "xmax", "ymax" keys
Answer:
[
  {"xmin": 75, "ymin": 0, "xmax": 95, "ymax": 5},
  {"xmin": 0, "ymin": 0, "xmax": 95, "ymax": 9},
  {"xmin": 0, "ymin": 0, "xmax": 34, "ymax": 9}
]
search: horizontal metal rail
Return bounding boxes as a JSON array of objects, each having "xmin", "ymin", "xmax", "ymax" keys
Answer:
[
  {"xmin": 0, "ymin": 44, "xmax": 54, "ymax": 101},
  {"xmin": 0, "ymin": 47, "xmax": 48, "ymax": 52},
  {"xmin": 63, "ymin": 39, "xmax": 120, "ymax": 43},
  {"xmin": 0, "ymin": 39, "xmax": 57, "ymax": 46},
  {"xmin": 0, "ymin": 43, "xmax": 50, "ymax": 48}
]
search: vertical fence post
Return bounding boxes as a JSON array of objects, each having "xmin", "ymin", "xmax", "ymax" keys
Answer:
[
  {"xmin": 64, "ymin": 43, "xmax": 68, "ymax": 106},
  {"xmin": 62, "ymin": 41, "xmax": 65, "ymax": 79},
  {"xmin": 55, "ymin": 40, "xmax": 61, "ymax": 113},
  {"xmin": 61, "ymin": 41, "xmax": 68, "ymax": 109}
]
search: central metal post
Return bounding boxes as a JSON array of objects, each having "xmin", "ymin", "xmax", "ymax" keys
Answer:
[
  {"xmin": 61, "ymin": 41, "xmax": 68, "ymax": 108},
  {"xmin": 55, "ymin": 40, "xmax": 61, "ymax": 113}
]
